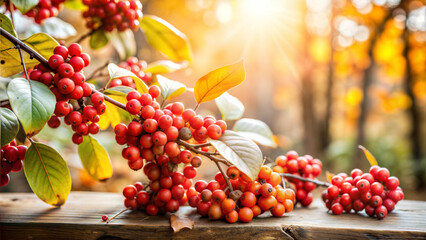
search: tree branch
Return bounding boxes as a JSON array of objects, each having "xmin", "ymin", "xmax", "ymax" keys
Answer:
[
  {"xmin": 0, "ymin": 27, "xmax": 126, "ymax": 111},
  {"xmin": 76, "ymin": 28, "xmax": 97, "ymax": 44},
  {"xmin": 280, "ymin": 173, "xmax": 331, "ymax": 188}
]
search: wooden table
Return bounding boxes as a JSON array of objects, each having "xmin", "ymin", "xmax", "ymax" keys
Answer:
[{"xmin": 0, "ymin": 192, "xmax": 425, "ymax": 239}]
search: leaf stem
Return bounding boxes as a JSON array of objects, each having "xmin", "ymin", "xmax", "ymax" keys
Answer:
[
  {"xmin": 194, "ymin": 104, "xmax": 199, "ymax": 112},
  {"xmin": 280, "ymin": 173, "xmax": 331, "ymax": 188}
]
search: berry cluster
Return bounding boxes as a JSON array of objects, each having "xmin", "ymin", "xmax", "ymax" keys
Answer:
[
  {"xmin": 117, "ymin": 86, "xmax": 227, "ymax": 215},
  {"xmin": 29, "ymin": 43, "xmax": 103, "ymax": 144},
  {"xmin": 322, "ymin": 166, "xmax": 404, "ymax": 220},
  {"xmin": 272, "ymin": 150, "xmax": 322, "ymax": 207},
  {"xmin": 5, "ymin": 0, "xmax": 65, "ymax": 24},
  {"xmin": 187, "ymin": 165, "xmax": 295, "ymax": 223},
  {"xmin": 1, "ymin": 140, "xmax": 27, "ymax": 187},
  {"xmin": 82, "ymin": 0, "xmax": 143, "ymax": 32},
  {"xmin": 113, "ymin": 57, "xmax": 152, "ymax": 85}
]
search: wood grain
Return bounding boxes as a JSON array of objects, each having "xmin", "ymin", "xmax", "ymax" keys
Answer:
[{"xmin": 0, "ymin": 192, "xmax": 425, "ymax": 239}]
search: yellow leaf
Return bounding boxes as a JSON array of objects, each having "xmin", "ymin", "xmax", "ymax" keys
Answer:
[
  {"xmin": 326, "ymin": 171, "xmax": 335, "ymax": 183},
  {"xmin": 194, "ymin": 60, "xmax": 245, "ymax": 104},
  {"xmin": 78, "ymin": 135, "xmax": 113, "ymax": 181},
  {"xmin": 358, "ymin": 145, "xmax": 378, "ymax": 166},
  {"xmin": 0, "ymin": 33, "xmax": 58, "ymax": 77},
  {"xmin": 98, "ymin": 95, "xmax": 128, "ymax": 130},
  {"xmin": 140, "ymin": 15, "xmax": 193, "ymax": 62}
]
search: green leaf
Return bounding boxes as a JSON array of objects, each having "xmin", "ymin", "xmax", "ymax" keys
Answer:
[
  {"xmin": 0, "ymin": 108, "xmax": 19, "ymax": 147},
  {"xmin": 89, "ymin": 28, "xmax": 109, "ymax": 49},
  {"xmin": 10, "ymin": 0, "xmax": 38, "ymax": 13},
  {"xmin": 157, "ymin": 75, "xmax": 186, "ymax": 101},
  {"xmin": 140, "ymin": 15, "xmax": 193, "ymax": 62},
  {"xmin": 103, "ymin": 86, "xmax": 137, "ymax": 97},
  {"xmin": 24, "ymin": 142, "xmax": 71, "ymax": 206},
  {"xmin": 0, "ymin": 33, "xmax": 59, "ymax": 77},
  {"xmin": 210, "ymin": 130, "xmax": 263, "ymax": 181},
  {"xmin": 144, "ymin": 60, "xmax": 188, "ymax": 74},
  {"xmin": 23, "ymin": 17, "xmax": 77, "ymax": 39},
  {"xmin": 107, "ymin": 63, "xmax": 148, "ymax": 93},
  {"xmin": 194, "ymin": 60, "xmax": 245, "ymax": 104},
  {"xmin": 108, "ymin": 29, "xmax": 136, "ymax": 60},
  {"xmin": 78, "ymin": 135, "xmax": 113, "ymax": 181},
  {"xmin": 0, "ymin": 13, "xmax": 17, "ymax": 37},
  {"xmin": 215, "ymin": 92, "xmax": 244, "ymax": 120},
  {"xmin": 64, "ymin": 0, "xmax": 86, "ymax": 10},
  {"xmin": 7, "ymin": 78, "xmax": 56, "ymax": 136},
  {"xmin": 232, "ymin": 118, "xmax": 277, "ymax": 148}
]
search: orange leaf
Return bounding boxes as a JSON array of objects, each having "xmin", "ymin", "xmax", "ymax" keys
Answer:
[
  {"xmin": 358, "ymin": 145, "xmax": 378, "ymax": 166},
  {"xmin": 170, "ymin": 215, "xmax": 194, "ymax": 233},
  {"xmin": 326, "ymin": 171, "xmax": 335, "ymax": 183},
  {"xmin": 194, "ymin": 60, "xmax": 245, "ymax": 104}
]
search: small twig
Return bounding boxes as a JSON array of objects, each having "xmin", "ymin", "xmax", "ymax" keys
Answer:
[
  {"xmin": 76, "ymin": 28, "xmax": 97, "ymax": 44},
  {"xmin": 176, "ymin": 139, "xmax": 230, "ymax": 166},
  {"xmin": 9, "ymin": 1, "xmax": 14, "ymax": 28},
  {"xmin": 87, "ymin": 61, "xmax": 110, "ymax": 81},
  {"xmin": 281, "ymin": 173, "xmax": 331, "ymax": 187},
  {"xmin": 92, "ymin": 88, "xmax": 126, "ymax": 110},
  {"xmin": 214, "ymin": 161, "xmax": 233, "ymax": 192},
  {"xmin": 106, "ymin": 208, "xmax": 130, "ymax": 224},
  {"xmin": 16, "ymin": 45, "xmax": 29, "ymax": 80},
  {"xmin": 0, "ymin": 46, "xmax": 17, "ymax": 53}
]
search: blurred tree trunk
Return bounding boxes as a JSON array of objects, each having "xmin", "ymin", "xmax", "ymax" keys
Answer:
[
  {"xmin": 403, "ymin": 16, "xmax": 424, "ymax": 189},
  {"xmin": 300, "ymin": 5, "xmax": 319, "ymax": 156},
  {"xmin": 355, "ymin": 12, "xmax": 392, "ymax": 169},
  {"xmin": 319, "ymin": 7, "xmax": 336, "ymax": 154}
]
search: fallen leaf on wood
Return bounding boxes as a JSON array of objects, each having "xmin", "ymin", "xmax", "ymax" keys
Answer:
[{"xmin": 170, "ymin": 214, "xmax": 194, "ymax": 233}]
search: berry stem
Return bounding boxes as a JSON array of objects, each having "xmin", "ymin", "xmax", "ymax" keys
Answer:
[
  {"xmin": 214, "ymin": 160, "xmax": 234, "ymax": 192},
  {"xmin": 106, "ymin": 207, "xmax": 130, "ymax": 224},
  {"xmin": 175, "ymin": 139, "xmax": 233, "ymax": 192},
  {"xmin": 0, "ymin": 28, "xmax": 127, "ymax": 111},
  {"xmin": 280, "ymin": 173, "xmax": 331, "ymax": 187}
]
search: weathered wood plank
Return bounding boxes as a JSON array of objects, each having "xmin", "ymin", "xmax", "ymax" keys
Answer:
[{"xmin": 0, "ymin": 192, "xmax": 425, "ymax": 240}]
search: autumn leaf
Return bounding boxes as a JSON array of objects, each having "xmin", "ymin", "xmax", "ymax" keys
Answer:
[
  {"xmin": 358, "ymin": 145, "xmax": 378, "ymax": 166},
  {"xmin": 194, "ymin": 60, "xmax": 245, "ymax": 104},
  {"xmin": 170, "ymin": 215, "xmax": 194, "ymax": 233}
]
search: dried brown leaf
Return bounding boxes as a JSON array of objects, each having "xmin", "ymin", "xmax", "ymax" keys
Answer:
[{"xmin": 170, "ymin": 214, "xmax": 194, "ymax": 233}]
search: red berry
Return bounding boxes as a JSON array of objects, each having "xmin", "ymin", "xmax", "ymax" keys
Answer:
[
  {"xmin": 68, "ymin": 43, "xmax": 82, "ymax": 56},
  {"xmin": 69, "ymin": 56, "xmax": 85, "ymax": 72},
  {"xmin": 54, "ymin": 45, "xmax": 68, "ymax": 59},
  {"xmin": 58, "ymin": 63, "xmax": 74, "ymax": 78},
  {"xmin": 48, "ymin": 54, "xmax": 64, "ymax": 69},
  {"xmin": 126, "ymin": 99, "xmax": 142, "ymax": 115}
]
